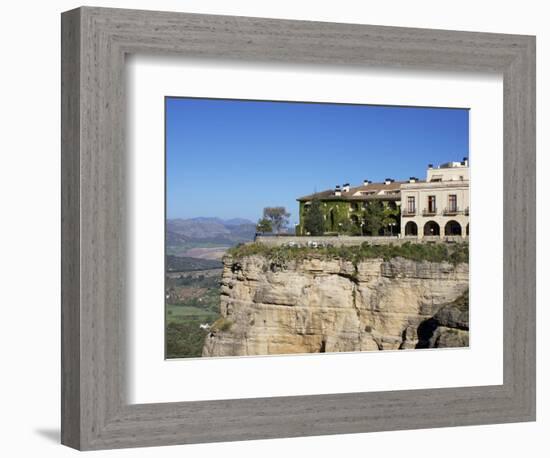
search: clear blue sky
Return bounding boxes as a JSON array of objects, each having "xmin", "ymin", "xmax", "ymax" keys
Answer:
[{"xmin": 166, "ymin": 97, "xmax": 469, "ymax": 224}]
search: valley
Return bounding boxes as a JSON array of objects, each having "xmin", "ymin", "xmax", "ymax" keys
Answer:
[{"xmin": 165, "ymin": 217, "xmax": 256, "ymax": 358}]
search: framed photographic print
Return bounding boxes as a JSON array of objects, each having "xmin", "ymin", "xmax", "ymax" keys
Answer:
[{"xmin": 61, "ymin": 6, "xmax": 536, "ymax": 450}]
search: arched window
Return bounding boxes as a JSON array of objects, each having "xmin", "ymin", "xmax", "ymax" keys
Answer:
[
  {"xmin": 444, "ymin": 220, "xmax": 462, "ymax": 236},
  {"xmin": 423, "ymin": 221, "xmax": 440, "ymax": 236},
  {"xmin": 404, "ymin": 221, "xmax": 418, "ymax": 236}
]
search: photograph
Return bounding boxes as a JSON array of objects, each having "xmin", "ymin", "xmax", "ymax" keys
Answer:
[{"xmin": 165, "ymin": 97, "xmax": 470, "ymax": 359}]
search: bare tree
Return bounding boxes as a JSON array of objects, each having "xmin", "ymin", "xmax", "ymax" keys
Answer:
[{"xmin": 263, "ymin": 207, "xmax": 290, "ymax": 234}]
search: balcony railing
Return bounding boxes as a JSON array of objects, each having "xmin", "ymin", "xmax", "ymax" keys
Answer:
[
  {"xmin": 442, "ymin": 207, "xmax": 463, "ymax": 216},
  {"xmin": 402, "ymin": 208, "xmax": 416, "ymax": 216},
  {"xmin": 422, "ymin": 208, "xmax": 437, "ymax": 216}
]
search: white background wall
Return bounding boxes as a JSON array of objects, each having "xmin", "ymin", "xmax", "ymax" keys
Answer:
[{"xmin": 0, "ymin": 1, "xmax": 546, "ymax": 456}]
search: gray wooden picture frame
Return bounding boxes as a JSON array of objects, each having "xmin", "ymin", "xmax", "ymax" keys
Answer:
[{"xmin": 61, "ymin": 6, "xmax": 536, "ymax": 451}]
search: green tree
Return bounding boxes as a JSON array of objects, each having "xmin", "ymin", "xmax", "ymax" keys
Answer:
[
  {"xmin": 263, "ymin": 207, "xmax": 291, "ymax": 233},
  {"xmin": 340, "ymin": 218, "xmax": 362, "ymax": 236},
  {"xmin": 382, "ymin": 203, "xmax": 400, "ymax": 236},
  {"xmin": 303, "ymin": 199, "xmax": 325, "ymax": 235},
  {"xmin": 363, "ymin": 201, "xmax": 400, "ymax": 235},
  {"xmin": 256, "ymin": 218, "xmax": 273, "ymax": 233},
  {"xmin": 363, "ymin": 201, "xmax": 385, "ymax": 235}
]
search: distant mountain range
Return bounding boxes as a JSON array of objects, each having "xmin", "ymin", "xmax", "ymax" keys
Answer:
[
  {"xmin": 188, "ymin": 217, "xmax": 254, "ymax": 226},
  {"xmin": 166, "ymin": 217, "xmax": 256, "ymax": 249}
]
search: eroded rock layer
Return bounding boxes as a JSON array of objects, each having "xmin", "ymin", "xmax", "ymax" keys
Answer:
[{"xmin": 202, "ymin": 255, "xmax": 469, "ymax": 357}]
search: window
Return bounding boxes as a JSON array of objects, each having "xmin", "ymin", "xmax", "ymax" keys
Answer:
[
  {"xmin": 407, "ymin": 196, "xmax": 415, "ymax": 213},
  {"xmin": 448, "ymin": 194, "xmax": 457, "ymax": 212},
  {"xmin": 428, "ymin": 196, "xmax": 436, "ymax": 213}
]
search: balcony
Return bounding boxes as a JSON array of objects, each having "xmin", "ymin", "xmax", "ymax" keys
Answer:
[
  {"xmin": 401, "ymin": 208, "xmax": 416, "ymax": 217},
  {"xmin": 422, "ymin": 208, "xmax": 437, "ymax": 216},
  {"xmin": 443, "ymin": 207, "xmax": 463, "ymax": 216}
]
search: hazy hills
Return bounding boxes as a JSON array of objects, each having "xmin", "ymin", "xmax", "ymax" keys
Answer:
[{"xmin": 166, "ymin": 217, "xmax": 256, "ymax": 253}]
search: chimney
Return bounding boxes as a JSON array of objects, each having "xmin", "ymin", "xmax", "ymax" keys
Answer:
[
  {"xmin": 342, "ymin": 183, "xmax": 350, "ymax": 192},
  {"xmin": 363, "ymin": 179, "xmax": 370, "ymax": 186},
  {"xmin": 384, "ymin": 178, "xmax": 394, "ymax": 185},
  {"xmin": 462, "ymin": 156, "xmax": 469, "ymax": 166},
  {"xmin": 334, "ymin": 185, "xmax": 341, "ymax": 197},
  {"xmin": 408, "ymin": 176, "xmax": 417, "ymax": 183},
  {"xmin": 428, "ymin": 163, "xmax": 433, "ymax": 169}
]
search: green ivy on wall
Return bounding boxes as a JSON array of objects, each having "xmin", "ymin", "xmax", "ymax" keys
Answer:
[{"xmin": 298, "ymin": 199, "xmax": 401, "ymax": 236}]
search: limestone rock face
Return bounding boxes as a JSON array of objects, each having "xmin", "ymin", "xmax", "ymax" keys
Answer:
[{"xmin": 202, "ymin": 255, "xmax": 469, "ymax": 357}]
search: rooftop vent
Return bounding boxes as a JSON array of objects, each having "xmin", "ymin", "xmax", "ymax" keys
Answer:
[
  {"xmin": 384, "ymin": 178, "xmax": 394, "ymax": 185},
  {"xmin": 428, "ymin": 163, "xmax": 433, "ymax": 169},
  {"xmin": 408, "ymin": 177, "xmax": 418, "ymax": 183},
  {"xmin": 461, "ymin": 156, "xmax": 469, "ymax": 166},
  {"xmin": 342, "ymin": 183, "xmax": 350, "ymax": 192},
  {"xmin": 363, "ymin": 179, "xmax": 371, "ymax": 186},
  {"xmin": 334, "ymin": 185, "xmax": 341, "ymax": 197}
]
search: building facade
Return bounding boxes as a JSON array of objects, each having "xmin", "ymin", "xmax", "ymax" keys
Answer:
[
  {"xmin": 400, "ymin": 160, "xmax": 469, "ymax": 239},
  {"xmin": 296, "ymin": 159, "xmax": 469, "ymax": 239}
]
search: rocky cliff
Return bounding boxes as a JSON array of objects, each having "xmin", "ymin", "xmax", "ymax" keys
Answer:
[{"xmin": 202, "ymin": 254, "xmax": 469, "ymax": 357}]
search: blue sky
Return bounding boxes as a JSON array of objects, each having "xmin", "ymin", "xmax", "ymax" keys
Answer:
[{"xmin": 166, "ymin": 97, "xmax": 469, "ymax": 225}]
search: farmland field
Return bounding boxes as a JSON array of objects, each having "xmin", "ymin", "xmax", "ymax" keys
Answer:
[{"xmin": 165, "ymin": 259, "xmax": 223, "ymax": 358}]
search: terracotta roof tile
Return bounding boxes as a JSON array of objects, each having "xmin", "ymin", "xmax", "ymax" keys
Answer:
[{"xmin": 297, "ymin": 180, "xmax": 424, "ymax": 201}]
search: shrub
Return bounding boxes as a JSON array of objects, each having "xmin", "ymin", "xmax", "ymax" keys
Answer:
[
  {"xmin": 227, "ymin": 242, "xmax": 469, "ymax": 266},
  {"xmin": 256, "ymin": 218, "xmax": 272, "ymax": 233},
  {"xmin": 212, "ymin": 317, "xmax": 233, "ymax": 332}
]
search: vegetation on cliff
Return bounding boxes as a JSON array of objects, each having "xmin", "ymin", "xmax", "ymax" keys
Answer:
[
  {"xmin": 211, "ymin": 317, "xmax": 233, "ymax": 332},
  {"xmin": 227, "ymin": 241, "xmax": 469, "ymax": 266}
]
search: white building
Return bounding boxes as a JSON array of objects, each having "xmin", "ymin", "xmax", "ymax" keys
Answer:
[{"xmin": 400, "ymin": 159, "xmax": 469, "ymax": 239}]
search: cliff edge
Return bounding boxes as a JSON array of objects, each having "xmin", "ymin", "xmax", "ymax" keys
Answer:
[{"xmin": 203, "ymin": 247, "xmax": 469, "ymax": 356}]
